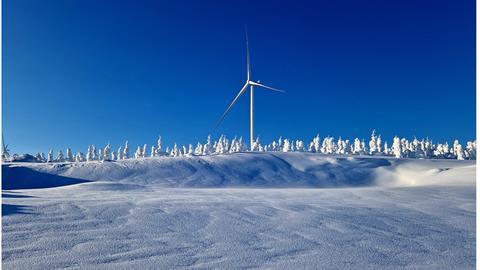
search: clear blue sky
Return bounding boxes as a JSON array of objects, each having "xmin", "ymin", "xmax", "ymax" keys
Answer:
[{"xmin": 4, "ymin": 0, "xmax": 475, "ymax": 154}]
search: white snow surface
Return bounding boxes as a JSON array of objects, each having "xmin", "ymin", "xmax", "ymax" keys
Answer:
[{"xmin": 2, "ymin": 152, "xmax": 476, "ymax": 269}]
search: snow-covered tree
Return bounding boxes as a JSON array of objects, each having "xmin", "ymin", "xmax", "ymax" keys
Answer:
[
  {"xmin": 92, "ymin": 145, "xmax": 98, "ymax": 160},
  {"xmin": 465, "ymin": 141, "xmax": 476, "ymax": 160},
  {"xmin": 313, "ymin": 134, "xmax": 321, "ymax": 153},
  {"xmin": 66, "ymin": 148, "xmax": 74, "ymax": 162},
  {"xmin": 117, "ymin": 146, "xmax": 123, "ymax": 160},
  {"xmin": 157, "ymin": 136, "xmax": 163, "ymax": 155},
  {"xmin": 203, "ymin": 135, "xmax": 213, "ymax": 155},
  {"xmin": 188, "ymin": 144, "xmax": 194, "ymax": 156},
  {"xmin": 249, "ymin": 137, "xmax": 259, "ymax": 152},
  {"xmin": 295, "ymin": 140, "xmax": 305, "ymax": 152},
  {"xmin": 135, "ymin": 146, "xmax": 142, "ymax": 159},
  {"xmin": 434, "ymin": 143, "xmax": 444, "ymax": 158},
  {"xmin": 369, "ymin": 130, "xmax": 378, "ymax": 155},
  {"xmin": 383, "ymin": 142, "xmax": 389, "ymax": 155},
  {"xmin": 151, "ymin": 146, "xmax": 156, "ymax": 158},
  {"xmin": 392, "ymin": 136, "xmax": 402, "ymax": 158},
  {"xmin": 111, "ymin": 151, "xmax": 116, "ymax": 161},
  {"xmin": 195, "ymin": 143, "xmax": 203, "ymax": 155},
  {"xmin": 47, "ymin": 150, "xmax": 54, "ymax": 163},
  {"xmin": 453, "ymin": 140, "xmax": 465, "ymax": 160},
  {"xmin": 35, "ymin": 152, "xmax": 44, "ymax": 162},
  {"xmin": 123, "ymin": 141, "xmax": 130, "ymax": 159},
  {"xmin": 376, "ymin": 135, "xmax": 382, "ymax": 154},
  {"xmin": 98, "ymin": 148, "xmax": 104, "ymax": 161},
  {"xmin": 442, "ymin": 142, "xmax": 450, "ymax": 158},
  {"xmin": 56, "ymin": 150, "xmax": 65, "ymax": 162},
  {"xmin": 237, "ymin": 137, "xmax": 246, "ymax": 152},
  {"xmin": 282, "ymin": 139, "xmax": 291, "ymax": 152},
  {"xmin": 142, "ymin": 144, "xmax": 148, "ymax": 158},
  {"xmin": 352, "ymin": 138, "xmax": 362, "ymax": 155},
  {"xmin": 86, "ymin": 146, "xmax": 92, "ymax": 162},
  {"xmin": 412, "ymin": 138, "xmax": 423, "ymax": 159},
  {"xmin": 423, "ymin": 140, "xmax": 434, "ymax": 159},
  {"xmin": 215, "ymin": 135, "xmax": 227, "ymax": 154},
  {"xmin": 344, "ymin": 139, "xmax": 351, "ymax": 154},
  {"xmin": 171, "ymin": 143, "xmax": 179, "ymax": 157},
  {"xmin": 104, "ymin": 144, "xmax": 111, "ymax": 161},
  {"xmin": 75, "ymin": 152, "xmax": 85, "ymax": 162}
]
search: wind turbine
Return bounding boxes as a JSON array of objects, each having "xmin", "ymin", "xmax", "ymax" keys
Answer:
[
  {"xmin": 216, "ymin": 27, "xmax": 285, "ymax": 150},
  {"xmin": 2, "ymin": 133, "xmax": 10, "ymax": 161}
]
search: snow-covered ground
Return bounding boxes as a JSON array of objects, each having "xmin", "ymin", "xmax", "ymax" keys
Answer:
[{"xmin": 2, "ymin": 152, "xmax": 476, "ymax": 269}]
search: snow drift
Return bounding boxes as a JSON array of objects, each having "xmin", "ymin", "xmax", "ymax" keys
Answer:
[{"xmin": 2, "ymin": 152, "xmax": 475, "ymax": 190}]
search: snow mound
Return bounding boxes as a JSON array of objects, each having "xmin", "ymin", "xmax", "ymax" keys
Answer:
[{"xmin": 2, "ymin": 152, "xmax": 475, "ymax": 190}]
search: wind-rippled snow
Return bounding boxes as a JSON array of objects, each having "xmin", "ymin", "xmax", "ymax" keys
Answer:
[{"xmin": 2, "ymin": 152, "xmax": 476, "ymax": 269}]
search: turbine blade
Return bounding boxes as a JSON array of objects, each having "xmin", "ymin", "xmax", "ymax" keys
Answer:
[
  {"xmin": 216, "ymin": 83, "xmax": 249, "ymax": 128},
  {"xmin": 249, "ymin": 81, "xmax": 286, "ymax": 93},
  {"xmin": 245, "ymin": 25, "xmax": 251, "ymax": 81}
]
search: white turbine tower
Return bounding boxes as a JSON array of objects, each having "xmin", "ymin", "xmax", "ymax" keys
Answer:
[{"xmin": 216, "ymin": 27, "xmax": 285, "ymax": 150}]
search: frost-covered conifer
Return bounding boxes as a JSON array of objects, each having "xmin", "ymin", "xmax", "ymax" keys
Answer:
[
  {"xmin": 434, "ymin": 143, "xmax": 444, "ymax": 158},
  {"xmin": 104, "ymin": 144, "xmax": 111, "ymax": 161},
  {"xmin": 157, "ymin": 136, "xmax": 163, "ymax": 155},
  {"xmin": 35, "ymin": 152, "xmax": 44, "ymax": 162},
  {"xmin": 117, "ymin": 146, "xmax": 123, "ymax": 160},
  {"xmin": 56, "ymin": 150, "xmax": 65, "ymax": 162},
  {"xmin": 369, "ymin": 130, "xmax": 377, "ymax": 155},
  {"xmin": 66, "ymin": 148, "xmax": 74, "ymax": 162},
  {"xmin": 195, "ymin": 143, "xmax": 203, "ymax": 155},
  {"xmin": 392, "ymin": 136, "xmax": 402, "ymax": 158},
  {"xmin": 453, "ymin": 140, "xmax": 465, "ymax": 160},
  {"xmin": 99, "ymin": 148, "xmax": 104, "ymax": 161},
  {"xmin": 123, "ymin": 141, "xmax": 130, "ymax": 159},
  {"xmin": 423, "ymin": 140, "xmax": 433, "ymax": 159},
  {"xmin": 282, "ymin": 139, "xmax": 291, "ymax": 152},
  {"xmin": 46, "ymin": 150, "xmax": 54, "ymax": 163},
  {"xmin": 443, "ymin": 142, "xmax": 450, "ymax": 158},
  {"xmin": 296, "ymin": 140, "xmax": 305, "ymax": 152},
  {"xmin": 86, "ymin": 146, "xmax": 92, "ymax": 162},
  {"xmin": 92, "ymin": 145, "xmax": 98, "ymax": 160},
  {"xmin": 188, "ymin": 144, "xmax": 194, "ymax": 156},
  {"xmin": 376, "ymin": 135, "xmax": 382, "ymax": 154},
  {"xmin": 172, "ymin": 143, "xmax": 179, "ymax": 157},
  {"xmin": 313, "ymin": 134, "xmax": 321, "ymax": 153},
  {"xmin": 203, "ymin": 135, "xmax": 212, "ymax": 155},
  {"xmin": 215, "ymin": 135, "xmax": 225, "ymax": 154},
  {"xmin": 75, "ymin": 152, "xmax": 85, "ymax": 162},
  {"xmin": 151, "ymin": 146, "xmax": 156, "ymax": 157},
  {"xmin": 412, "ymin": 139, "xmax": 423, "ymax": 159},
  {"xmin": 229, "ymin": 137, "xmax": 237, "ymax": 153},
  {"xmin": 250, "ymin": 137, "xmax": 260, "ymax": 152},
  {"xmin": 135, "ymin": 146, "xmax": 142, "ymax": 159},
  {"xmin": 465, "ymin": 141, "xmax": 476, "ymax": 160},
  {"xmin": 344, "ymin": 139, "xmax": 351, "ymax": 154},
  {"xmin": 336, "ymin": 138, "xmax": 345, "ymax": 154},
  {"xmin": 353, "ymin": 138, "xmax": 362, "ymax": 155},
  {"xmin": 143, "ymin": 144, "xmax": 148, "ymax": 158},
  {"xmin": 383, "ymin": 142, "xmax": 389, "ymax": 155},
  {"xmin": 111, "ymin": 151, "xmax": 116, "ymax": 161},
  {"xmin": 277, "ymin": 137, "xmax": 283, "ymax": 151},
  {"xmin": 238, "ymin": 137, "xmax": 246, "ymax": 152}
]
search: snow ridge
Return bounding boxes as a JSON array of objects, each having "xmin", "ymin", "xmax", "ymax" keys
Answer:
[{"xmin": 3, "ymin": 152, "xmax": 475, "ymax": 190}]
